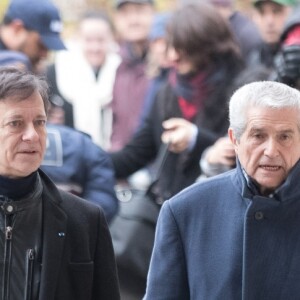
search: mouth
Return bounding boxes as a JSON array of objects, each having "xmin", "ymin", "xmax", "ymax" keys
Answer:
[
  {"xmin": 19, "ymin": 150, "xmax": 39, "ymax": 155},
  {"xmin": 259, "ymin": 165, "xmax": 281, "ymax": 171}
]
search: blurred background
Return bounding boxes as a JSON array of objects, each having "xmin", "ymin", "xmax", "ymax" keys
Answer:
[{"xmin": 0, "ymin": 0, "xmax": 254, "ymax": 25}]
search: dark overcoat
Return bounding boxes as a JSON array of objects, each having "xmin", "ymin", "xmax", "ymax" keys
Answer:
[{"xmin": 38, "ymin": 170, "xmax": 120, "ymax": 300}]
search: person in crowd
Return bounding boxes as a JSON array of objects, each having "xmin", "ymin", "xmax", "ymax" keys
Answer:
[
  {"xmin": 111, "ymin": 3, "xmax": 243, "ymax": 298},
  {"xmin": 145, "ymin": 80, "xmax": 300, "ymax": 299},
  {"xmin": 0, "ymin": 0, "xmax": 65, "ymax": 73},
  {"xmin": 274, "ymin": 3, "xmax": 300, "ymax": 87},
  {"xmin": 248, "ymin": 0, "xmax": 296, "ymax": 67},
  {"xmin": 40, "ymin": 123, "xmax": 119, "ymax": 223},
  {"xmin": 110, "ymin": 0, "xmax": 155, "ymax": 151},
  {"xmin": 0, "ymin": 67, "xmax": 120, "ymax": 299},
  {"xmin": 47, "ymin": 10, "xmax": 120, "ymax": 149},
  {"xmin": 138, "ymin": 12, "xmax": 172, "ymax": 126},
  {"xmin": 210, "ymin": 0, "xmax": 262, "ymax": 62},
  {"xmin": 110, "ymin": 2, "xmax": 243, "ymax": 200}
]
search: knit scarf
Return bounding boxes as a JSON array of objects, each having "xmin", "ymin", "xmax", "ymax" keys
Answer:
[{"xmin": 169, "ymin": 69, "xmax": 208, "ymax": 121}]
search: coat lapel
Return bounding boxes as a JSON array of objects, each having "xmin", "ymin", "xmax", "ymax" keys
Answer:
[{"xmin": 38, "ymin": 186, "xmax": 68, "ymax": 300}]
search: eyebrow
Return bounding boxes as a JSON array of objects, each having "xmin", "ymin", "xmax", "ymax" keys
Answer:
[
  {"xmin": 5, "ymin": 113, "xmax": 47, "ymax": 120},
  {"xmin": 249, "ymin": 127, "xmax": 295, "ymax": 135}
]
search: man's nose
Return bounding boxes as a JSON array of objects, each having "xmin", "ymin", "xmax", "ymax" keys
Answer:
[
  {"xmin": 22, "ymin": 124, "xmax": 39, "ymax": 141},
  {"xmin": 264, "ymin": 138, "xmax": 279, "ymax": 158}
]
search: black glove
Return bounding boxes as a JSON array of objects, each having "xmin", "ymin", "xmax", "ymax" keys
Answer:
[{"xmin": 274, "ymin": 44, "xmax": 300, "ymax": 86}]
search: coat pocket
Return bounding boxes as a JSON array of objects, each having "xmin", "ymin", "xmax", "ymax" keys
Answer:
[{"xmin": 68, "ymin": 261, "xmax": 94, "ymax": 299}]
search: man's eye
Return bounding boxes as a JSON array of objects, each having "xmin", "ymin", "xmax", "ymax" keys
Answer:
[
  {"xmin": 9, "ymin": 121, "xmax": 22, "ymax": 127},
  {"xmin": 35, "ymin": 120, "xmax": 46, "ymax": 127},
  {"xmin": 280, "ymin": 134, "xmax": 290, "ymax": 141},
  {"xmin": 254, "ymin": 134, "xmax": 263, "ymax": 139}
]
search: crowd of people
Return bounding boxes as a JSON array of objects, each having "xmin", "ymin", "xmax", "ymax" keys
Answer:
[{"xmin": 1, "ymin": 0, "xmax": 300, "ymax": 299}]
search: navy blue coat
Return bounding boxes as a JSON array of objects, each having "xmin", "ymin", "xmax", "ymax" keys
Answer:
[
  {"xmin": 145, "ymin": 160, "xmax": 300, "ymax": 299},
  {"xmin": 41, "ymin": 124, "xmax": 118, "ymax": 222}
]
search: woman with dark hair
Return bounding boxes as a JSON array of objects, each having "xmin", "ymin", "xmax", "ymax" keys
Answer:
[
  {"xmin": 111, "ymin": 2, "xmax": 243, "ymax": 199},
  {"xmin": 110, "ymin": 3, "xmax": 243, "ymax": 298}
]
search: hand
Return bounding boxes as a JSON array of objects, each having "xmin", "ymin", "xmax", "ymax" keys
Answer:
[
  {"xmin": 205, "ymin": 137, "xmax": 236, "ymax": 166},
  {"xmin": 275, "ymin": 45, "xmax": 300, "ymax": 86},
  {"xmin": 161, "ymin": 118, "xmax": 196, "ymax": 153}
]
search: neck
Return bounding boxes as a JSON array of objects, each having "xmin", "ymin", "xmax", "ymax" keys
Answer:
[
  {"xmin": 130, "ymin": 40, "xmax": 148, "ymax": 58},
  {"xmin": 0, "ymin": 171, "xmax": 37, "ymax": 200}
]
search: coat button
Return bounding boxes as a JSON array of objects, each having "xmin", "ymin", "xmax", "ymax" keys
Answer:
[
  {"xmin": 3, "ymin": 204, "xmax": 14, "ymax": 214},
  {"xmin": 255, "ymin": 211, "xmax": 264, "ymax": 220}
]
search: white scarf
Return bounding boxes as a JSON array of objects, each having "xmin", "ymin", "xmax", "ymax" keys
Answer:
[{"xmin": 55, "ymin": 46, "xmax": 121, "ymax": 149}]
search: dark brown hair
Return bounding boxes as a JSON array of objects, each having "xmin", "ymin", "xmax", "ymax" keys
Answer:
[
  {"xmin": 167, "ymin": 3, "xmax": 241, "ymax": 70},
  {"xmin": 0, "ymin": 67, "xmax": 50, "ymax": 113}
]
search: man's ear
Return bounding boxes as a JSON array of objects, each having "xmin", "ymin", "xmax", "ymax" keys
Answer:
[{"xmin": 228, "ymin": 127, "xmax": 238, "ymax": 150}]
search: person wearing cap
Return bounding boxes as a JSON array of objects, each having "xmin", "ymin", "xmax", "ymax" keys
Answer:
[
  {"xmin": 0, "ymin": 0, "xmax": 65, "ymax": 73},
  {"xmin": 248, "ymin": 0, "xmax": 296, "ymax": 67},
  {"xmin": 110, "ymin": 0, "xmax": 155, "ymax": 152}
]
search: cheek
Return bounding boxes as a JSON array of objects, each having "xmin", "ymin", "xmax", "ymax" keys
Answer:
[
  {"xmin": 285, "ymin": 148, "xmax": 300, "ymax": 166},
  {"xmin": 40, "ymin": 132, "xmax": 47, "ymax": 149},
  {"xmin": 237, "ymin": 144, "xmax": 259, "ymax": 164}
]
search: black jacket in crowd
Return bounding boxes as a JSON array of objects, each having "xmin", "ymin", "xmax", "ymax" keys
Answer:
[
  {"xmin": 0, "ymin": 170, "xmax": 120, "ymax": 300},
  {"xmin": 111, "ymin": 62, "xmax": 242, "ymax": 200}
]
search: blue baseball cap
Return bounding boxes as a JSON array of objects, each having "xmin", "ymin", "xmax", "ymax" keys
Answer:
[{"xmin": 4, "ymin": 0, "xmax": 65, "ymax": 50}]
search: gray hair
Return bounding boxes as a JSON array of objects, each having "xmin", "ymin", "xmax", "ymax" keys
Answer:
[
  {"xmin": 0, "ymin": 66, "xmax": 49, "ymax": 113},
  {"xmin": 229, "ymin": 81, "xmax": 300, "ymax": 140}
]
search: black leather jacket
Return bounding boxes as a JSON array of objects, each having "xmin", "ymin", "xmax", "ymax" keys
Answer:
[{"xmin": 0, "ymin": 176, "xmax": 43, "ymax": 300}]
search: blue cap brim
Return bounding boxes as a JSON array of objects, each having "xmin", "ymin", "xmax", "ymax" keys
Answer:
[{"xmin": 40, "ymin": 34, "xmax": 66, "ymax": 50}]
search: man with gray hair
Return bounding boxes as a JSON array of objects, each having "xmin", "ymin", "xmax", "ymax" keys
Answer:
[{"xmin": 145, "ymin": 81, "xmax": 300, "ymax": 299}]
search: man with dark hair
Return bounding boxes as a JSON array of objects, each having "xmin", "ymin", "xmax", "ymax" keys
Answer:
[
  {"xmin": 249, "ymin": 0, "xmax": 296, "ymax": 67},
  {"xmin": 0, "ymin": 67, "xmax": 120, "ymax": 300},
  {"xmin": 0, "ymin": 0, "xmax": 65, "ymax": 73}
]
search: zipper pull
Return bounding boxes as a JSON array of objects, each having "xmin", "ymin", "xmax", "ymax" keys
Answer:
[
  {"xmin": 28, "ymin": 249, "xmax": 35, "ymax": 260},
  {"xmin": 5, "ymin": 226, "xmax": 12, "ymax": 240}
]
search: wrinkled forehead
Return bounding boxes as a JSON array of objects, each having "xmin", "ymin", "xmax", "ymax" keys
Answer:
[{"xmin": 245, "ymin": 106, "xmax": 300, "ymax": 131}]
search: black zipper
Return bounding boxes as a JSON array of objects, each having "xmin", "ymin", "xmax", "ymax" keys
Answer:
[
  {"xmin": 2, "ymin": 215, "xmax": 13, "ymax": 300},
  {"xmin": 25, "ymin": 248, "xmax": 35, "ymax": 300}
]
